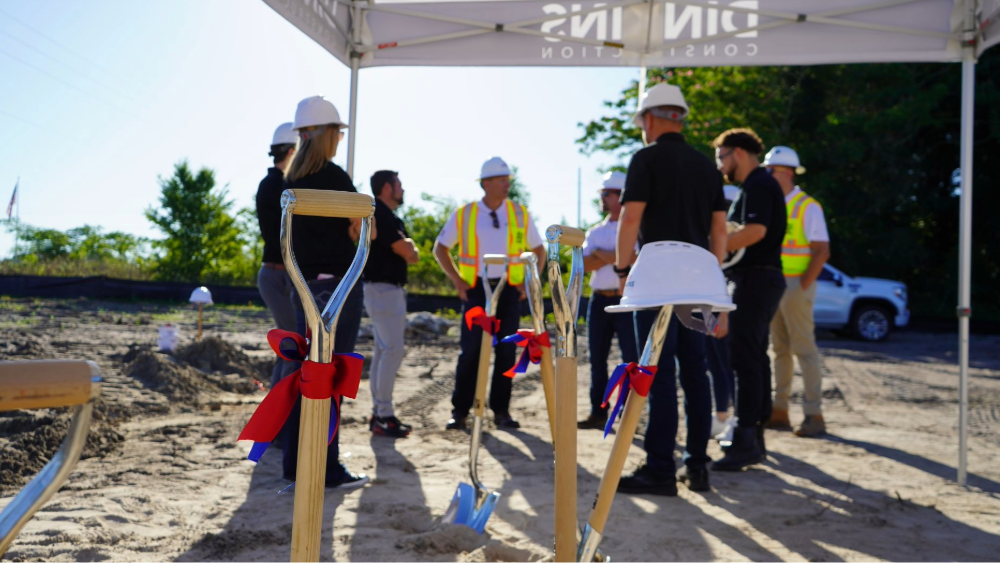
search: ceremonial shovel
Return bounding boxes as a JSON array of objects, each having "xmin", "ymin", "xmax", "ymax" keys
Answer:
[
  {"xmin": 280, "ymin": 189, "xmax": 374, "ymax": 562},
  {"xmin": 442, "ymin": 254, "xmax": 509, "ymax": 533},
  {"xmin": 544, "ymin": 225, "xmax": 585, "ymax": 563},
  {"xmin": 577, "ymin": 304, "xmax": 673, "ymax": 563},
  {"xmin": 519, "ymin": 251, "xmax": 556, "ymax": 445}
]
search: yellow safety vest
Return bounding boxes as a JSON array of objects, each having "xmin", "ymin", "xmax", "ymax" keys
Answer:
[
  {"xmin": 455, "ymin": 199, "xmax": 527, "ymax": 288},
  {"xmin": 781, "ymin": 190, "xmax": 821, "ymax": 277}
]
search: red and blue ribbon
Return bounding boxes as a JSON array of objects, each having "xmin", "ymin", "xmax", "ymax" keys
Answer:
[
  {"xmin": 238, "ymin": 329, "xmax": 363, "ymax": 462},
  {"xmin": 601, "ymin": 362, "xmax": 657, "ymax": 438},
  {"xmin": 465, "ymin": 306, "xmax": 500, "ymax": 345},
  {"xmin": 500, "ymin": 329, "xmax": 551, "ymax": 378}
]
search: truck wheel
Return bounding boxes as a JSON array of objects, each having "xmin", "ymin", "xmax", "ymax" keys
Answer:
[{"xmin": 851, "ymin": 305, "xmax": 891, "ymax": 342}]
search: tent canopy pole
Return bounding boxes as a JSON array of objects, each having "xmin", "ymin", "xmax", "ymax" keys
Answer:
[
  {"xmin": 956, "ymin": 0, "xmax": 976, "ymax": 488},
  {"xmin": 347, "ymin": 3, "xmax": 362, "ymax": 179}
]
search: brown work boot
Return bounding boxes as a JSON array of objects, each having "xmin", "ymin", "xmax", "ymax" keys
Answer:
[
  {"xmin": 763, "ymin": 409, "xmax": 792, "ymax": 431},
  {"xmin": 794, "ymin": 415, "xmax": 827, "ymax": 437}
]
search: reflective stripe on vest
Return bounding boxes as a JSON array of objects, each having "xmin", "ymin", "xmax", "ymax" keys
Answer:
[
  {"xmin": 781, "ymin": 190, "xmax": 819, "ymax": 277},
  {"xmin": 456, "ymin": 200, "xmax": 528, "ymax": 287}
]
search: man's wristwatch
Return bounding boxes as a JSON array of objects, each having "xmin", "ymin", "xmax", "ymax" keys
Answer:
[{"xmin": 612, "ymin": 264, "xmax": 631, "ymax": 278}]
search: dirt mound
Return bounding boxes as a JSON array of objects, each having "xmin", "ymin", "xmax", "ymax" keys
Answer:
[
  {"xmin": 395, "ymin": 524, "xmax": 488, "ymax": 555},
  {"xmin": 0, "ymin": 330, "xmax": 55, "ymax": 360},
  {"xmin": 175, "ymin": 337, "xmax": 271, "ymax": 393},
  {"xmin": 124, "ymin": 350, "xmax": 218, "ymax": 404}
]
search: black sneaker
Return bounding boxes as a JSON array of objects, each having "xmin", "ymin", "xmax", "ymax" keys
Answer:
[
  {"xmin": 494, "ymin": 413, "xmax": 521, "ymax": 429},
  {"xmin": 372, "ymin": 416, "xmax": 412, "ymax": 438},
  {"xmin": 325, "ymin": 471, "xmax": 370, "ymax": 490},
  {"xmin": 617, "ymin": 463, "xmax": 677, "ymax": 496},
  {"xmin": 577, "ymin": 412, "xmax": 608, "ymax": 430},
  {"xmin": 676, "ymin": 466, "xmax": 711, "ymax": 492}
]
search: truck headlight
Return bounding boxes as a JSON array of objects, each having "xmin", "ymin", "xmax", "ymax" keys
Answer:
[{"xmin": 894, "ymin": 286, "xmax": 907, "ymax": 301}]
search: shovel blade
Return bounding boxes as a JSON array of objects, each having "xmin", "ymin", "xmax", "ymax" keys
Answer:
[
  {"xmin": 441, "ymin": 483, "xmax": 499, "ymax": 534},
  {"xmin": 441, "ymin": 482, "xmax": 476, "ymax": 527}
]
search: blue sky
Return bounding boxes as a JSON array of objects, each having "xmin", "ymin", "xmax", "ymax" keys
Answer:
[{"xmin": 0, "ymin": 0, "xmax": 640, "ymax": 257}]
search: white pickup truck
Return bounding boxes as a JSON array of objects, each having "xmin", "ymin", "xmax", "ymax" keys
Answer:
[{"xmin": 814, "ymin": 264, "xmax": 910, "ymax": 341}]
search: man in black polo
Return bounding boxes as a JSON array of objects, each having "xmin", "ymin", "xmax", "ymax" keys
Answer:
[
  {"xmin": 363, "ymin": 170, "xmax": 419, "ymax": 438},
  {"xmin": 614, "ymin": 83, "xmax": 729, "ymax": 495},
  {"xmin": 711, "ymin": 128, "xmax": 787, "ymax": 471}
]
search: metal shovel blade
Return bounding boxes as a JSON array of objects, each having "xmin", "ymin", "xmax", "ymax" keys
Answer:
[{"xmin": 441, "ymin": 482, "xmax": 499, "ymax": 534}]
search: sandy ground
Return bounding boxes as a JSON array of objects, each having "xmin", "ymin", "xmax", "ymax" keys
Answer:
[{"xmin": 1, "ymin": 296, "xmax": 999, "ymax": 562}]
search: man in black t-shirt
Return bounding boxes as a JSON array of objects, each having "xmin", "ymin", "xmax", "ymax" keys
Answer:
[
  {"xmin": 711, "ymin": 128, "xmax": 788, "ymax": 472},
  {"xmin": 363, "ymin": 170, "xmax": 419, "ymax": 438},
  {"xmin": 614, "ymin": 83, "xmax": 729, "ymax": 495},
  {"xmin": 255, "ymin": 122, "xmax": 297, "ymax": 388}
]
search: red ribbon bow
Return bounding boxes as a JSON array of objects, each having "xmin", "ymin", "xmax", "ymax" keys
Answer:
[
  {"xmin": 501, "ymin": 329, "xmax": 551, "ymax": 378},
  {"xmin": 238, "ymin": 329, "xmax": 363, "ymax": 462},
  {"xmin": 465, "ymin": 306, "xmax": 500, "ymax": 335}
]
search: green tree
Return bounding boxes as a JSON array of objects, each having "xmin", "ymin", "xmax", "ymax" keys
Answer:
[
  {"xmin": 508, "ymin": 165, "xmax": 530, "ymax": 207},
  {"xmin": 577, "ymin": 57, "xmax": 1000, "ymax": 320},
  {"xmin": 145, "ymin": 161, "xmax": 249, "ymax": 284},
  {"xmin": 401, "ymin": 193, "xmax": 456, "ymax": 292}
]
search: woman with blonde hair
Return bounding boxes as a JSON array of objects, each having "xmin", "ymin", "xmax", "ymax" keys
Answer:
[{"xmin": 279, "ymin": 95, "xmax": 371, "ymax": 490}]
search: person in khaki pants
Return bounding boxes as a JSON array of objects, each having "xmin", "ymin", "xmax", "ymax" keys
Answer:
[{"xmin": 763, "ymin": 146, "xmax": 831, "ymax": 437}]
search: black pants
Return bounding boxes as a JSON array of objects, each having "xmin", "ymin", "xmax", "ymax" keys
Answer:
[
  {"xmin": 451, "ymin": 280, "xmax": 523, "ymax": 418},
  {"xmin": 635, "ymin": 311, "xmax": 712, "ymax": 474},
  {"xmin": 587, "ymin": 293, "xmax": 639, "ymax": 415},
  {"xmin": 727, "ymin": 267, "xmax": 786, "ymax": 429},
  {"xmin": 707, "ymin": 332, "xmax": 735, "ymax": 412},
  {"xmin": 281, "ymin": 277, "xmax": 363, "ymax": 483}
]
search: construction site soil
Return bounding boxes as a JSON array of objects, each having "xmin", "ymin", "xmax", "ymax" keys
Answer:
[{"xmin": 1, "ymin": 296, "xmax": 999, "ymax": 561}]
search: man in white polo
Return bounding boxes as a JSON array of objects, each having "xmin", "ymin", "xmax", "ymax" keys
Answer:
[
  {"xmin": 578, "ymin": 171, "xmax": 639, "ymax": 430},
  {"xmin": 763, "ymin": 146, "xmax": 832, "ymax": 437},
  {"xmin": 433, "ymin": 157, "xmax": 546, "ymax": 430}
]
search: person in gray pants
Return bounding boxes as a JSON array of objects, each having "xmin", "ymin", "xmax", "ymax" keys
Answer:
[
  {"xmin": 255, "ymin": 122, "xmax": 298, "ymax": 388},
  {"xmin": 363, "ymin": 170, "xmax": 420, "ymax": 438}
]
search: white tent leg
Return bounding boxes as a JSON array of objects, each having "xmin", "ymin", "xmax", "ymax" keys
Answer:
[
  {"xmin": 347, "ymin": 55, "xmax": 360, "ymax": 179},
  {"xmin": 956, "ymin": 0, "xmax": 975, "ymax": 487}
]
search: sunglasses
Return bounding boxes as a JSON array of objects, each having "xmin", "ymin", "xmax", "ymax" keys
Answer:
[
  {"xmin": 490, "ymin": 210, "xmax": 500, "ymax": 229},
  {"xmin": 600, "ymin": 190, "xmax": 621, "ymax": 198}
]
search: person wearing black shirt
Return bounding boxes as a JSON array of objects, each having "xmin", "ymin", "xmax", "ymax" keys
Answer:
[
  {"xmin": 279, "ymin": 95, "xmax": 372, "ymax": 491},
  {"xmin": 711, "ymin": 128, "xmax": 788, "ymax": 472},
  {"xmin": 256, "ymin": 122, "xmax": 297, "ymax": 389},
  {"xmin": 614, "ymin": 83, "xmax": 729, "ymax": 495},
  {"xmin": 362, "ymin": 170, "xmax": 419, "ymax": 438}
]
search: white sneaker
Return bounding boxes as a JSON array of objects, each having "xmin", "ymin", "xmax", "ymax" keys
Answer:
[{"xmin": 710, "ymin": 417, "xmax": 729, "ymax": 438}]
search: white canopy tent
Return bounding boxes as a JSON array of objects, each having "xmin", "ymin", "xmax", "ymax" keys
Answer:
[{"xmin": 263, "ymin": 0, "xmax": 999, "ymax": 485}]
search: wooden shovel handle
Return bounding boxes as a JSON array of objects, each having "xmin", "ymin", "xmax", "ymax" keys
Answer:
[
  {"xmin": 554, "ymin": 356, "xmax": 578, "ymax": 562},
  {"xmin": 291, "ymin": 396, "xmax": 332, "ymax": 562},
  {"xmin": 0, "ymin": 360, "xmax": 99, "ymax": 411},
  {"xmin": 587, "ymin": 390, "xmax": 647, "ymax": 535},
  {"xmin": 549, "ymin": 225, "xmax": 586, "ymax": 248},
  {"xmin": 284, "ymin": 189, "xmax": 374, "ymax": 218}
]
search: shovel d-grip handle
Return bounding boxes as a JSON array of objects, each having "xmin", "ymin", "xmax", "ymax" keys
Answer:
[
  {"xmin": 521, "ymin": 252, "xmax": 557, "ymax": 446},
  {"xmin": 279, "ymin": 189, "xmax": 375, "ymax": 563},
  {"xmin": 578, "ymin": 305, "xmax": 674, "ymax": 563},
  {"xmin": 545, "ymin": 225, "xmax": 585, "ymax": 563},
  {"xmin": 0, "ymin": 360, "xmax": 101, "ymax": 557},
  {"xmin": 283, "ymin": 188, "xmax": 375, "ymax": 219}
]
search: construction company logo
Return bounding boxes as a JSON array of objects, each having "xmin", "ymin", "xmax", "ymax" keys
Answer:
[{"xmin": 539, "ymin": 1, "xmax": 760, "ymax": 61}]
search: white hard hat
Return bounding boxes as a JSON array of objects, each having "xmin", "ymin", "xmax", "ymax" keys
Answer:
[
  {"xmin": 606, "ymin": 241, "xmax": 735, "ymax": 313},
  {"xmin": 763, "ymin": 146, "xmax": 806, "ymax": 174},
  {"xmin": 632, "ymin": 83, "xmax": 689, "ymax": 127},
  {"xmin": 292, "ymin": 96, "xmax": 349, "ymax": 131},
  {"xmin": 723, "ymin": 185, "xmax": 740, "ymax": 202},
  {"xmin": 271, "ymin": 122, "xmax": 297, "ymax": 145},
  {"xmin": 479, "ymin": 157, "xmax": 511, "ymax": 180},
  {"xmin": 189, "ymin": 286, "xmax": 213, "ymax": 305},
  {"xmin": 601, "ymin": 171, "xmax": 626, "ymax": 191}
]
